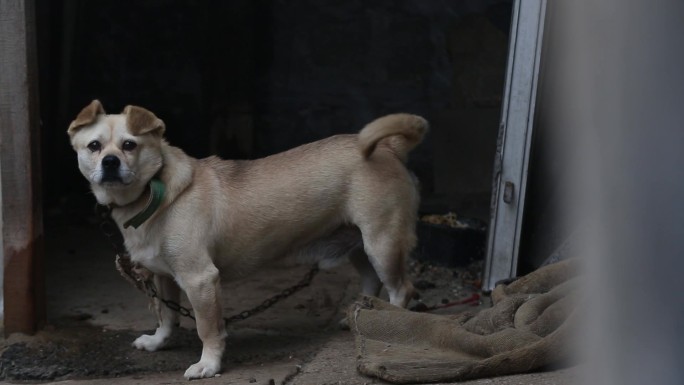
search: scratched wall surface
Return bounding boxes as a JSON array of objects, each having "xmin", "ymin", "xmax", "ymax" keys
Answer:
[
  {"xmin": 36, "ymin": 0, "xmax": 511, "ymax": 219},
  {"xmin": 252, "ymin": 0, "xmax": 512, "ymax": 214}
]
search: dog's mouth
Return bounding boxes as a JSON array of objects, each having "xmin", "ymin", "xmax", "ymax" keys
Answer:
[
  {"xmin": 98, "ymin": 172, "xmax": 134, "ymax": 187},
  {"xmin": 101, "ymin": 174, "xmax": 123, "ymax": 183}
]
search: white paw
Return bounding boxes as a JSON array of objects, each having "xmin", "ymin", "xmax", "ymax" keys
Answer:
[
  {"xmin": 184, "ymin": 360, "xmax": 221, "ymax": 380},
  {"xmin": 132, "ymin": 333, "xmax": 167, "ymax": 351}
]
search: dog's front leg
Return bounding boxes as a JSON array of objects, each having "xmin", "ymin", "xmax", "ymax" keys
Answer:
[
  {"xmin": 178, "ymin": 264, "xmax": 227, "ymax": 379},
  {"xmin": 133, "ymin": 274, "xmax": 180, "ymax": 351}
]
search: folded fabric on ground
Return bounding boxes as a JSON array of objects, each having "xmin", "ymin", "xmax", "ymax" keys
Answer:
[{"xmin": 349, "ymin": 259, "xmax": 578, "ymax": 384}]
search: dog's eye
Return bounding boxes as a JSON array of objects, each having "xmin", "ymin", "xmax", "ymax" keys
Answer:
[
  {"xmin": 87, "ymin": 140, "xmax": 101, "ymax": 152},
  {"xmin": 122, "ymin": 140, "xmax": 137, "ymax": 151}
]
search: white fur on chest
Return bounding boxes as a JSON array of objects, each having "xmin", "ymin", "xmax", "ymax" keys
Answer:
[{"xmin": 121, "ymin": 226, "xmax": 172, "ymax": 276}]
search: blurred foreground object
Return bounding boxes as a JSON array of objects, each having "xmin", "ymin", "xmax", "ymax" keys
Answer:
[{"xmin": 551, "ymin": 0, "xmax": 684, "ymax": 384}]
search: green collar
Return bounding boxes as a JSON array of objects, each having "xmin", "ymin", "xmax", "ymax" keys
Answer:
[{"xmin": 123, "ymin": 178, "xmax": 166, "ymax": 229}]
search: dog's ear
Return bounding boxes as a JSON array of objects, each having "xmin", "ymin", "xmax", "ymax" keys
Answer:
[
  {"xmin": 122, "ymin": 105, "xmax": 166, "ymax": 137},
  {"xmin": 67, "ymin": 100, "xmax": 105, "ymax": 136}
]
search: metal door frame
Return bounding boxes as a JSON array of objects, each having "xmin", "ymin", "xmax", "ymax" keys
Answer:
[{"xmin": 484, "ymin": 0, "xmax": 547, "ymax": 291}]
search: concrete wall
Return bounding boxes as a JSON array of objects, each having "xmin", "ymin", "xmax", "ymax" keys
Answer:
[
  {"xmin": 252, "ymin": 0, "xmax": 511, "ymax": 218},
  {"xmin": 37, "ymin": 0, "xmax": 511, "ymax": 221}
]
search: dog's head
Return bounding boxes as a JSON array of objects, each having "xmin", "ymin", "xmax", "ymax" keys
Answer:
[{"xmin": 67, "ymin": 100, "xmax": 166, "ymax": 204}]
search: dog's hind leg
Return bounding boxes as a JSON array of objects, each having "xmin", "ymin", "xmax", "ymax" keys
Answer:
[
  {"xmin": 133, "ymin": 275, "xmax": 180, "ymax": 351},
  {"xmin": 359, "ymin": 222, "xmax": 416, "ymax": 308},
  {"xmin": 349, "ymin": 248, "xmax": 383, "ymax": 297}
]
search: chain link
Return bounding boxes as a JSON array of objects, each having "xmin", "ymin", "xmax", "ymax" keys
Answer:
[
  {"xmin": 141, "ymin": 263, "xmax": 319, "ymax": 325},
  {"xmin": 97, "ymin": 204, "xmax": 127, "ymax": 256},
  {"xmin": 221, "ymin": 265, "xmax": 319, "ymax": 324},
  {"xmin": 97, "ymin": 204, "xmax": 319, "ymax": 326}
]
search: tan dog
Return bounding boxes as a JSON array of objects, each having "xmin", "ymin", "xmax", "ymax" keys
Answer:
[{"xmin": 67, "ymin": 100, "xmax": 427, "ymax": 379}]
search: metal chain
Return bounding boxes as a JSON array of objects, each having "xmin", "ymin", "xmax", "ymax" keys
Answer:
[
  {"xmin": 222, "ymin": 264, "xmax": 319, "ymax": 324},
  {"xmin": 143, "ymin": 262, "xmax": 319, "ymax": 326},
  {"xmin": 96, "ymin": 204, "xmax": 127, "ymax": 256},
  {"xmin": 144, "ymin": 281, "xmax": 196, "ymax": 320},
  {"xmin": 97, "ymin": 204, "xmax": 320, "ymax": 326}
]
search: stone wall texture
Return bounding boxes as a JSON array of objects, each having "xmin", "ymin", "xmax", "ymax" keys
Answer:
[{"xmin": 38, "ymin": 0, "xmax": 511, "ymax": 217}]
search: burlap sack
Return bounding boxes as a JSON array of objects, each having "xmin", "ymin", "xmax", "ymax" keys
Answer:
[{"xmin": 349, "ymin": 259, "xmax": 578, "ymax": 383}]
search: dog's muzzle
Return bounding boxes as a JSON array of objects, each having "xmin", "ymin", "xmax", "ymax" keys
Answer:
[{"xmin": 101, "ymin": 155, "xmax": 122, "ymax": 182}]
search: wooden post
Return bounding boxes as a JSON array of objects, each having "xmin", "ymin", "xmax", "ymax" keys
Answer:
[{"xmin": 0, "ymin": 0, "xmax": 45, "ymax": 335}]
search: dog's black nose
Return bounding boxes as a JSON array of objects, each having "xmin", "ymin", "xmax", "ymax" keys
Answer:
[{"xmin": 102, "ymin": 155, "xmax": 121, "ymax": 170}]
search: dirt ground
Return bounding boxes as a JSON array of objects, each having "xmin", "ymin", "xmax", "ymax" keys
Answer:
[{"xmin": 0, "ymin": 219, "xmax": 575, "ymax": 384}]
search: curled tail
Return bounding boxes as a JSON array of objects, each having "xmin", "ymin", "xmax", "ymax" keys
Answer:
[{"xmin": 358, "ymin": 113, "xmax": 428, "ymax": 162}]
